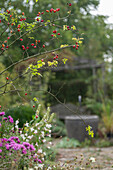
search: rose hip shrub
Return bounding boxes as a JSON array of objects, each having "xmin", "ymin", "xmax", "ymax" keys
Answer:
[{"xmin": 0, "ymin": 104, "xmax": 54, "ymax": 169}]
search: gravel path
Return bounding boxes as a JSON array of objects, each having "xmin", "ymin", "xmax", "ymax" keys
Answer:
[{"xmin": 55, "ymin": 147, "xmax": 113, "ymax": 169}]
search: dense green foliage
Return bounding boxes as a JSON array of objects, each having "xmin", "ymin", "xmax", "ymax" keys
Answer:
[{"xmin": 5, "ymin": 105, "xmax": 36, "ymax": 127}]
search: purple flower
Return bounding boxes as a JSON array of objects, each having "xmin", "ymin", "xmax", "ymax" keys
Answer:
[
  {"xmin": 0, "ymin": 112, "xmax": 5, "ymax": 116},
  {"xmin": 30, "ymin": 144, "xmax": 35, "ymax": 151},
  {"xmin": 0, "ymin": 123, "xmax": 1, "ymax": 127},
  {"xmin": 22, "ymin": 149, "xmax": 27, "ymax": 154},
  {"xmin": 0, "ymin": 143, "xmax": 2, "ymax": 147},
  {"xmin": 3, "ymin": 117, "xmax": 7, "ymax": 120},
  {"xmin": 23, "ymin": 142, "xmax": 30, "ymax": 147},
  {"xmin": 8, "ymin": 116, "xmax": 14, "ymax": 123},
  {"xmin": 34, "ymin": 158, "xmax": 37, "ymax": 162},
  {"xmin": 38, "ymin": 159, "xmax": 42, "ymax": 163},
  {"xmin": 5, "ymin": 144, "xmax": 11, "ymax": 150},
  {"xmin": 2, "ymin": 138, "xmax": 7, "ymax": 142},
  {"xmin": 0, "ymin": 149, "xmax": 2, "ymax": 153}
]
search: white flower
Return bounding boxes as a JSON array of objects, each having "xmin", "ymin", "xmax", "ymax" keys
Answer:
[
  {"xmin": 20, "ymin": 131, "xmax": 22, "ymax": 134},
  {"xmin": 41, "ymin": 131, "xmax": 44, "ymax": 136},
  {"xmin": 47, "ymin": 146, "xmax": 50, "ymax": 149},
  {"xmin": 47, "ymin": 167, "xmax": 52, "ymax": 170},
  {"xmin": 38, "ymin": 127, "xmax": 40, "ymax": 130},
  {"xmin": 37, "ymin": 164, "xmax": 44, "ymax": 169},
  {"xmin": 34, "ymin": 130, "xmax": 38, "ymax": 134},
  {"xmin": 26, "ymin": 139, "xmax": 29, "ymax": 142},
  {"xmin": 49, "ymin": 130, "xmax": 51, "ymax": 133},
  {"xmin": 39, "ymin": 136, "xmax": 41, "ymax": 140},
  {"xmin": 25, "ymin": 133, "xmax": 28, "ymax": 136},
  {"xmin": 25, "ymin": 122, "xmax": 29, "ymax": 127},
  {"xmin": 30, "ymin": 127, "xmax": 34, "ymax": 132},
  {"xmin": 49, "ymin": 142, "xmax": 52, "ymax": 145},
  {"xmin": 47, "ymin": 134, "xmax": 51, "ymax": 138},
  {"xmin": 20, "ymin": 134, "xmax": 24, "ymax": 138},
  {"xmin": 20, "ymin": 134, "xmax": 25, "ymax": 140},
  {"xmin": 42, "ymin": 157, "xmax": 44, "ymax": 161},
  {"xmin": 89, "ymin": 157, "xmax": 96, "ymax": 162},
  {"xmin": 28, "ymin": 135, "xmax": 33, "ymax": 139},
  {"xmin": 42, "ymin": 139, "xmax": 46, "ymax": 143},
  {"xmin": 15, "ymin": 125, "xmax": 18, "ymax": 129},
  {"xmin": 38, "ymin": 149, "xmax": 42, "ymax": 153},
  {"xmin": 35, "ymin": 123, "xmax": 39, "ymax": 126},
  {"xmin": 15, "ymin": 120, "xmax": 19, "ymax": 125},
  {"xmin": 43, "ymin": 152, "xmax": 46, "ymax": 156},
  {"xmin": 35, "ymin": 142, "xmax": 38, "ymax": 146},
  {"xmin": 44, "ymin": 127, "xmax": 47, "ymax": 131},
  {"xmin": 46, "ymin": 124, "xmax": 52, "ymax": 128}
]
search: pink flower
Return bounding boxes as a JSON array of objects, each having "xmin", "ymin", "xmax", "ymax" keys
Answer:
[
  {"xmin": 38, "ymin": 159, "xmax": 42, "ymax": 163},
  {"xmin": 0, "ymin": 112, "xmax": 5, "ymax": 116}
]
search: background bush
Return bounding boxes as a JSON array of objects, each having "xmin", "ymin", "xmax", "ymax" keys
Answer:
[{"xmin": 5, "ymin": 105, "xmax": 36, "ymax": 127}]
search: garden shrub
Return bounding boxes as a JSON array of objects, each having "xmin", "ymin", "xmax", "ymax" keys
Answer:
[{"xmin": 5, "ymin": 105, "xmax": 36, "ymax": 127}]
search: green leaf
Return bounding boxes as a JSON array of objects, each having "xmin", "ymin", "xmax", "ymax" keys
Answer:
[{"xmin": 26, "ymin": 0, "xmax": 29, "ymax": 3}]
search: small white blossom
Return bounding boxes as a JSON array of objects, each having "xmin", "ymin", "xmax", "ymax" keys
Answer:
[
  {"xmin": 38, "ymin": 149, "xmax": 42, "ymax": 153},
  {"xmin": 27, "ymin": 135, "xmax": 33, "ymax": 139},
  {"xmin": 35, "ymin": 142, "xmax": 38, "ymax": 146},
  {"xmin": 49, "ymin": 130, "xmax": 51, "ymax": 133},
  {"xmin": 47, "ymin": 146, "xmax": 50, "ymax": 149},
  {"xmin": 42, "ymin": 139, "xmax": 46, "ymax": 143},
  {"xmin": 26, "ymin": 139, "xmax": 29, "ymax": 142},
  {"xmin": 30, "ymin": 127, "xmax": 34, "ymax": 132},
  {"xmin": 47, "ymin": 134, "xmax": 51, "ymax": 138},
  {"xmin": 43, "ymin": 152, "xmax": 46, "ymax": 156},
  {"xmin": 20, "ymin": 131, "xmax": 22, "ymax": 134},
  {"xmin": 46, "ymin": 124, "xmax": 52, "ymax": 128},
  {"xmin": 44, "ymin": 127, "xmax": 47, "ymax": 131},
  {"xmin": 34, "ymin": 130, "xmax": 38, "ymax": 134},
  {"xmin": 25, "ymin": 133, "xmax": 28, "ymax": 136},
  {"xmin": 36, "ymin": 123, "xmax": 39, "ymax": 126},
  {"xmin": 15, "ymin": 120, "xmax": 19, "ymax": 125},
  {"xmin": 41, "ymin": 131, "xmax": 44, "ymax": 137},
  {"xmin": 38, "ymin": 127, "xmax": 40, "ymax": 130},
  {"xmin": 15, "ymin": 125, "xmax": 18, "ymax": 129},
  {"xmin": 25, "ymin": 123, "xmax": 29, "ymax": 127},
  {"xmin": 37, "ymin": 164, "xmax": 44, "ymax": 169},
  {"xmin": 20, "ymin": 134, "xmax": 25, "ymax": 140},
  {"xmin": 49, "ymin": 142, "xmax": 52, "ymax": 145},
  {"xmin": 42, "ymin": 157, "xmax": 44, "ymax": 161}
]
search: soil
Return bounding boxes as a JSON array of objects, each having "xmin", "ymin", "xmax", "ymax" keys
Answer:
[{"xmin": 52, "ymin": 139, "xmax": 113, "ymax": 170}]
